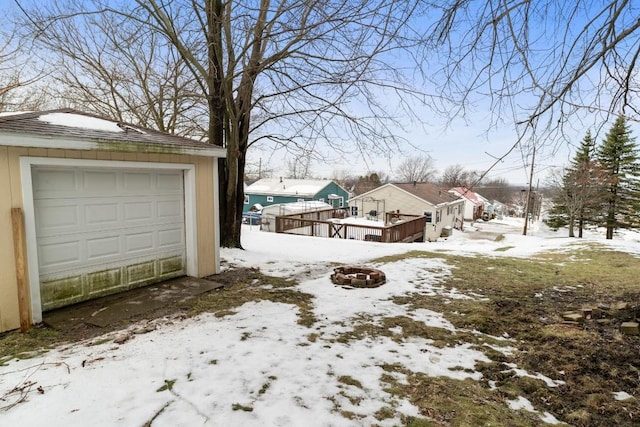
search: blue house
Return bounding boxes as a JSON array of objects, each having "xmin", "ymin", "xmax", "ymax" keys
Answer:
[{"xmin": 244, "ymin": 178, "xmax": 349, "ymax": 210}]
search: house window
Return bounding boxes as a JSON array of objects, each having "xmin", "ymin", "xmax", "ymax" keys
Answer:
[
  {"xmin": 244, "ymin": 195, "xmax": 249, "ymax": 204},
  {"xmin": 436, "ymin": 210, "xmax": 441, "ymax": 223},
  {"xmin": 350, "ymin": 206, "xmax": 358, "ymax": 216},
  {"xmin": 424, "ymin": 212, "xmax": 433, "ymax": 223},
  {"xmin": 267, "ymin": 196, "xmax": 274, "ymax": 202}
]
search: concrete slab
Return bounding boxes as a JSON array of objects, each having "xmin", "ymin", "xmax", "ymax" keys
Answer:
[{"xmin": 43, "ymin": 276, "xmax": 223, "ymax": 331}]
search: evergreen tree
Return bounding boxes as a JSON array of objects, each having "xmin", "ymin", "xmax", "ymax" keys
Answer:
[
  {"xmin": 568, "ymin": 131, "xmax": 603, "ymax": 237},
  {"xmin": 547, "ymin": 130, "xmax": 606, "ymax": 237},
  {"xmin": 596, "ymin": 117, "xmax": 640, "ymax": 239}
]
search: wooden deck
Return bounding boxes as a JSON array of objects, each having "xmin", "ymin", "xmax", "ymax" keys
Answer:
[{"xmin": 275, "ymin": 209, "xmax": 426, "ymax": 243}]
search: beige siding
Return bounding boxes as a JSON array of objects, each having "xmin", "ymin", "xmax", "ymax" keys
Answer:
[
  {"xmin": 0, "ymin": 148, "xmax": 20, "ymax": 331},
  {"xmin": 0, "ymin": 148, "xmax": 219, "ymax": 332},
  {"xmin": 195, "ymin": 157, "xmax": 217, "ymax": 277},
  {"xmin": 81, "ymin": 150, "xmax": 97, "ymax": 160},
  {"xmin": 350, "ymin": 186, "xmax": 432, "ymax": 218},
  {"xmin": 47, "ymin": 148, "xmax": 66, "ymax": 158},
  {"xmin": 28, "ymin": 148, "xmax": 47, "ymax": 157},
  {"xmin": 350, "ymin": 186, "xmax": 465, "ymax": 242}
]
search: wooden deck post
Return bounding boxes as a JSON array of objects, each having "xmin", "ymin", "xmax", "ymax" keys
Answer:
[{"xmin": 11, "ymin": 207, "xmax": 32, "ymax": 332}]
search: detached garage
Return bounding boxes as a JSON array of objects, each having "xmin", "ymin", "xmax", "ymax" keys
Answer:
[{"xmin": 0, "ymin": 109, "xmax": 226, "ymax": 332}]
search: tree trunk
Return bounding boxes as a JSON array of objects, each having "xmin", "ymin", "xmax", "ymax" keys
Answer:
[
  {"xmin": 568, "ymin": 216, "xmax": 575, "ymax": 238},
  {"xmin": 218, "ymin": 1, "xmax": 267, "ymax": 249},
  {"xmin": 578, "ymin": 217, "xmax": 583, "ymax": 238},
  {"xmin": 606, "ymin": 199, "xmax": 615, "ymax": 240},
  {"xmin": 221, "ymin": 130, "xmax": 242, "ymax": 248},
  {"xmin": 205, "ymin": 0, "xmax": 238, "ymax": 248},
  {"xmin": 578, "ymin": 206, "xmax": 584, "ymax": 238}
]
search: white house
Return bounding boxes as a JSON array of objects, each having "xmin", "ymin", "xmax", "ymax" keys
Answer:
[
  {"xmin": 448, "ymin": 187, "xmax": 487, "ymax": 221},
  {"xmin": 349, "ymin": 182, "xmax": 465, "ymax": 241}
]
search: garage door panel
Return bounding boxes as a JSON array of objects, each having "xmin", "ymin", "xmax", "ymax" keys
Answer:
[
  {"xmin": 86, "ymin": 236, "xmax": 121, "ymax": 260},
  {"xmin": 40, "ymin": 276, "xmax": 84, "ymax": 309},
  {"xmin": 158, "ymin": 228, "xmax": 183, "ymax": 248},
  {"xmin": 160, "ymin": 256, "xmax": 184, "ymax": 276},
  {"xmin": 123, "ymin": 172, "xmax": 152, "ymax": 191},
  {"xmin": 125, "ymin": 232, "xmax": 155, "ymax": 253},
  {"xmin": 33, "ymin": 166, "xmax": 186, "ymax": 311},
  {"xmin": 86, "ymin": 268, "xmax": 122, "ymax": 296},
  {"xmin": 156, "ymin": 172, "xmax": 182, "ymax": 190},
  {"xmin": 124, "ymin": 201, "xmax": 154, "ymax": 221},
  {"xmin": 37, "ymin": 204, "xmax": 80, "ymax": 229},
  {"xmin": 126, "ymin": 260, "xmax": 157, "ymax": 285},
  {"xmin": 157, "ymin": 199, "xmax": 182, "ymax": 218},
  {"xmin": 39, "ymin": 240, "xmax": 82, "ymax": 268},
  {"xmin": 83, "ymin": 170, "xmax": 118, "ymax": 191},
  {"xmin": 85, "ymin": 203, "xmax": 119, "ymax": 225},
  {"xmin": 33, "ymin": 169, "xmax": 77, "ymax": 196}
]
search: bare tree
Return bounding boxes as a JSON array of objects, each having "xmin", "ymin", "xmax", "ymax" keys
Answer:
[
  {"xmin": 21, "ymin": 0, "xmax": 437, "ymax": 248},
  {"xmin": 286, "ymin": 155, "xmax": 313, "ymax": 179},
  {"xmin": 547, "ymin": 165, "xmax": 607, "ymax": 237},
  {"xmin": 439, "ymin": 164, "xmax": 476, "ymax": 189},
  {"xmin": 330, "ymin": 168, "xmax": 355, "ymax": 192},
  {"xmin": 354, "ymin": 172, "xmax": 389, "ymax": 195},
  {"xmin": 431, "ymin": 1, "xmax": 640, "ymax": 155},
  {"xmin": 0, "ymin": 17, "xmax": 43, "ymax": 112},
  {"xmin": 475, "ymin": 178, "xmax": 514, "ymax": 204},
  {"xmin": 395, "ymin": 156, "xmax": 436, "ymax": 183},
  {"xmin": 18, "ymin": 5, "xmax": 206, "ymax": 137}
]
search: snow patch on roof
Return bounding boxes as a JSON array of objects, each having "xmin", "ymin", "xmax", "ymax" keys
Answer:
[
  {"xmin": 246, "ymin": 178, "xmax": 335, "ymax": 197},
  {"xmin": 261, "ymin": 201, "xmax": 332, "ymax": 215},
  {"xmin": 38, "ymin": 112, "xmax": 124, "ymax": 133},
  {"xmin": 0, "ymin": 111, "xmax": 31, "ymax": 117}
]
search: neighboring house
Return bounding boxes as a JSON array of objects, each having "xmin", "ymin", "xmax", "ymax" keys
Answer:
[
  {"xmin": 449, "ymin": 187, "xmax": 487, "ymax": 221},
  {"xmin": 348, "ymin": 182, "xmax": 465, "ymax": 241},
  {"xmin": 0, "ymin": 109, "xmax": 226, "ymax": 333},
  {"xmin": 244, "ymin": 178, "xmax": 349, "ymax": 210},
  {"xmin": 486, "ymin": 200, "xmax": 506, "ymax": 219}
]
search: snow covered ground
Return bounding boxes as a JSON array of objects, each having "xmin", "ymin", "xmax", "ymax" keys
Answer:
[{"xmin": 1, "ymin": 218, "xmax": 638, "ymax": 426}]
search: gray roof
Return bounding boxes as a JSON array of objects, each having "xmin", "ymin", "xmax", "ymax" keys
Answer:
[
  {"xmin": 0, "ymin": 109, "xmax": 225, "ymax": 157},
  {"xmin": 394, "ymin": 182, "xmax": 462, "ymax": 205},
  {"xmin": 353, "ymin": 182, "xmax": 463, "ymax": 206}
]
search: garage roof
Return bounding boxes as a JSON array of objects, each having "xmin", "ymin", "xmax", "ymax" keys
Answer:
[{"xmin": 0, "ymin": 109, "xmax": 226, "ymax": 157}]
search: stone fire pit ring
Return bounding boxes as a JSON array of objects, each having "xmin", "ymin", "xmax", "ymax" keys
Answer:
[{"xmin": 331, "ymin": 265, "xmax": 386, "ymax": 288}]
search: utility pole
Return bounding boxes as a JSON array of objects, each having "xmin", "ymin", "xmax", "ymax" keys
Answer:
[{"xmin": 523, "ymin": 144, "xmax": 536, "ymax": 235}]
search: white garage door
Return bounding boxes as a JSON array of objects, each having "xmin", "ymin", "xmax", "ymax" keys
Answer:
[{"xmin": 32, "ymin": 166, "xmax": 186, "ymax": 311}]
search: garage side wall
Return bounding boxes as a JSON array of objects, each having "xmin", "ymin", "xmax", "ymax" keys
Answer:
[
  {"xmin": 195, "ymin": 156, "xmax": 219, "ymax": 277},
  {"xmin": 0, "ymin": 148, "xmax": 219, "ymax": 332}
]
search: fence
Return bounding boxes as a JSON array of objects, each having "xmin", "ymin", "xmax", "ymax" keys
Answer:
[{"xmin": 275, "ymin": 210, "xmax": 426, "ymax": 243}]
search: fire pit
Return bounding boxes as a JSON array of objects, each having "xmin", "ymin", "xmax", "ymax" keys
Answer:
[{"xmin": 331, "ymin": 265, "xmax": 386, "ymax": 288}]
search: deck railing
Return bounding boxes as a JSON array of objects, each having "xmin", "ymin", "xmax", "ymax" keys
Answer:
[{"xmin": 275, "ymin": 210, "xmax": 426, "ymax": 243}]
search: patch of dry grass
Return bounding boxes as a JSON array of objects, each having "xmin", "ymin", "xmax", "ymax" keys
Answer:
[
  {"xmin": 378, "ymin": 365, "xmax": 541, "ymax": 426},
  {"xmin": 192, "ymin": 268, "xmax": 316, "ymax": 327},
  {"xmin": 373, "ymin": 246, "xmax": 640, "ymax": 426},
  {"xmin": 2, "ymin": 245, "xmax": 640, "ymax": 426},
  {"xmin": 0, "ymin": 327, "xmax": 61, "ymax": 365}
]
